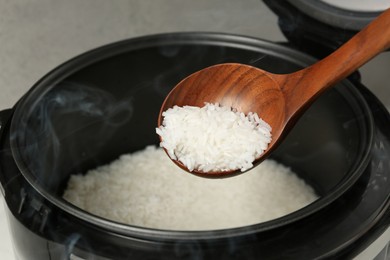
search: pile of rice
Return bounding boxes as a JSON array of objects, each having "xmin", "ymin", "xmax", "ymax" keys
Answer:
[
  {"xmin": 156, "ymin": 103, "xmax": 272, "ymax": 172},
  {"xmin": 63, "ymin": 146, "xmax": 318, "ymax": 231}
]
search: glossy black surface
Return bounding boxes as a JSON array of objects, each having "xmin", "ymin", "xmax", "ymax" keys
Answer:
[{"xmin": 0, "ymin": 33, "xmax": 389, "ymax": 259}]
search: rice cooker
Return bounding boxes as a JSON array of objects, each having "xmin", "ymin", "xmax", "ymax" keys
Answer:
[
  {"xmin": 0, "ymin": 3, "xmax": 389, "ymax": 260},
  {"xmin": 263, "ymin": 0, "xmax": 390, "ymax": 58}
]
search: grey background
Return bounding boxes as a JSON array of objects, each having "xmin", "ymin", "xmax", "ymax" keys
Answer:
[
  {"xmin": 0, "ymin": 1, "xmax": 389, "ymax": 259},
  {"xmin": 1, "ymin": 0, "xmax": 389, "ymax": 111}
]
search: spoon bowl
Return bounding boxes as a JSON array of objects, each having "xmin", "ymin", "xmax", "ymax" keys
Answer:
[
  {"xmin": 158, "ymin": 9, "xmax": 390, "ymax": 177},
  {"xmin": 158, "ymin": 64, "xmax": 286, "ymax": 177}
]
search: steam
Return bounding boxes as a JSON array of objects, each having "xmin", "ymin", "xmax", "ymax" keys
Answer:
[
  {"xmin": 13, "ymin": 82, "xmax": 134, "ymax": 190},
  {"xmin": 34, "ymin": 82, "xmax": 134, "ymax": 126}
]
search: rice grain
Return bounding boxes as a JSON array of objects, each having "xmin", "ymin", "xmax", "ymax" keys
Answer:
[
  {"xmin": 156, "ymin": 103, "xmax": 272, "ymax": 172},
  {"xmin": 63, "ymin": 146, "xmax": 318, "ymax": 231}
]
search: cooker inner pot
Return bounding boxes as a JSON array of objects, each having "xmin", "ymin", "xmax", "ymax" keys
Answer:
[{"xmin": 10, "ymin": 35, "xmax": 373, "ymax": 230}]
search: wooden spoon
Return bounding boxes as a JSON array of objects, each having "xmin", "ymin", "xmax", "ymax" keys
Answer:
[{"xmin": 158, "ymin": 9, "xmax": 390, "ymax": 178}]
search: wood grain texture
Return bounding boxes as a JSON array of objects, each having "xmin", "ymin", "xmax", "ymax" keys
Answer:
[{"xmin": 158, "ymin": 8, "xmax": 390, "ymax": 178}]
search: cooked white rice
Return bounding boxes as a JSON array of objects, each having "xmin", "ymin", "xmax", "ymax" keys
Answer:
[
  {"xmin": 156, "ymin": 103, "xmax": 272, "ymax": 172},
  {"xmin": 63, "ymin": 146, "xmax": 318, "ymax": 231}
]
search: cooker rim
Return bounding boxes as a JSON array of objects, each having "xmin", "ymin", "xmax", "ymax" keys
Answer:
[{"xmin": 7, "ymin": 31, "xmax": 375, "ymax": 241}]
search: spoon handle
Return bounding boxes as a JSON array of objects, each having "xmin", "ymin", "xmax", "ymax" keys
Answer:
[{"xmin": 276, "ymin": 8, "xmax": 390, "ymax": 120}]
